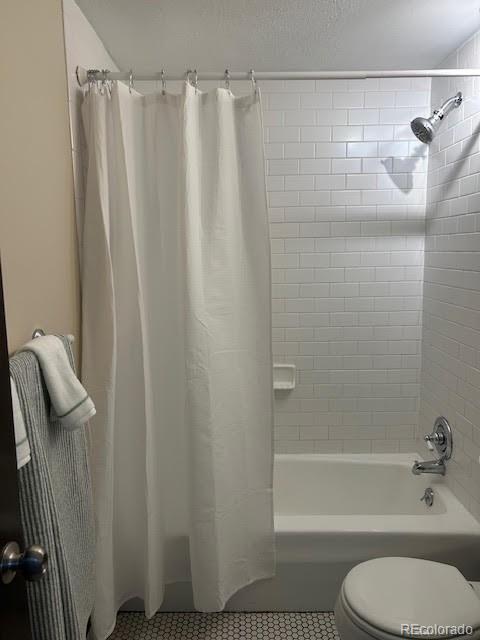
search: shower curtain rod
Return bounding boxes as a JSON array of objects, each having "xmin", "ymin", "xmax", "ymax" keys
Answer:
[{"xmin": 76, "ymin": 66, "xmax": 480, "ymax": 86}]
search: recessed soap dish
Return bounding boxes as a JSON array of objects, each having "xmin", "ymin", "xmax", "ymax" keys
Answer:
[{"xmin": 273, "ymin": 364, "xmax": 296, "ymax": 391}]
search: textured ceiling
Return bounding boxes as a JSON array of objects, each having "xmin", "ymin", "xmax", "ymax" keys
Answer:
[{"xmin": 75, "ymin": 0, "xmax": 480, "ymax": 74}]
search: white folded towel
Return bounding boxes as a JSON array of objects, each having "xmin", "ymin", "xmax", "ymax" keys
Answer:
[
  {"xmin": 10, "ymin": 377, "xmax": 31, "ymax": 469},
  {"xmin": 22, "ymin": 335, "xmax": 96, "ymax": 431}
]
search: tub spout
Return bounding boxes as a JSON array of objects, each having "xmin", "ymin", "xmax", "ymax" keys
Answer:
[{"xmin": 412, "ymin": 458, "xmax": 446, "ymax": 476}]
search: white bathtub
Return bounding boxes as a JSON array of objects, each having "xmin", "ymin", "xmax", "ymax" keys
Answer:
[
  {"xmin": 151, "ymin": 453, "xmax": 480, "ymax": 611},
  {"xmin": 228, "ymin": 453, "xmax": 480, "ymax": 611}
]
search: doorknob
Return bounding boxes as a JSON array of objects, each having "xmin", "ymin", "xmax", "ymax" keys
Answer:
[{"xmin": 0, "ymin": 541, "xmax": 48, "ymax": 584}]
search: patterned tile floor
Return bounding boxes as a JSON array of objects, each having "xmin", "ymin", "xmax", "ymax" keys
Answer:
[{"xmin": 108, "ymin": 611, "xmax": 340, "ymax": 639}]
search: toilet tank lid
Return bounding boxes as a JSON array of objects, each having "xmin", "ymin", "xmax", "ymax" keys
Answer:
[{"xmin": 342, "ymin": 557, "xmax": 480, "ymax": 638}]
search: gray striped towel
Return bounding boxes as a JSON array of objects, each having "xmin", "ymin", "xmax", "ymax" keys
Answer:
[{"xmin": 10, "ymin": 337, "xmax": 95, "ymax": 640}]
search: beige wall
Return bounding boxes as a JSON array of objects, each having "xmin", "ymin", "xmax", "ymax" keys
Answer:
[{"xmin": 0, "ymin": 0, "xmax": 79, "ymax": 353}]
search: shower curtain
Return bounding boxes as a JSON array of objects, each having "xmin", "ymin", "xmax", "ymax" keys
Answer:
[{"xmin": 81, "ymin": 81, "xmax": 274, "ymax": 639}]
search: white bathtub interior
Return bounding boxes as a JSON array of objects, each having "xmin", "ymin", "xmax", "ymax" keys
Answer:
[{"xmin": 275, "ymin": 454, "xmax": 447, "ymax": 516}]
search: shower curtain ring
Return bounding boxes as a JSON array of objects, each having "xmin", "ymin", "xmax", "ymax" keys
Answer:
[
  {"xmin": 224, "ymin": 69, "xmax": 231, "ymax": 91},
  {"xmin": 249, "ymin": 69, "xmax": 257, "ymax": 93},
  {"xmin": 101, "ymin": 69, "xmax": 113, "ymax": 97},
  {"xmin": 186, "ymin": 69, "xmax": 198, "ymax": 92},
  {"xmin": 161, "ymin": 69, "xmax": 166, "ymax": 94},
  {"xmin": 129, "ymin": 70, "xmax": 134, "ymax": 94},
  {"xmin": 98, "ymin": 69, "xmax": 106, "ymax": 95}
]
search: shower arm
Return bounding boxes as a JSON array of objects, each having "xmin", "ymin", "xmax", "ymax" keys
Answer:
[{"xmin": 434, "ymin": 92, "xmax": 463, "ymax": 120}]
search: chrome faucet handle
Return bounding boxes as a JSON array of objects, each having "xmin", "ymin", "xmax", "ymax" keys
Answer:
[
  {"xmin": 424, "ymin": 435, "xmax": 435, "ymax": 451},
  {"xmin": 423, "ymin": 418, "xmax": 453, "ymax": 461},
  {"xmin": 425, "ymin": 432, "xmax": 444, "ymax": 444},
  {"xmin": 424, "ymin": 433, "xmax": 443, "ymax": 451}
]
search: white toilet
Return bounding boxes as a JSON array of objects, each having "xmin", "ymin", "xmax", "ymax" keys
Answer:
[{"xmin": 335, "ymin": 557, "xmax": 480, "ymax": 640}]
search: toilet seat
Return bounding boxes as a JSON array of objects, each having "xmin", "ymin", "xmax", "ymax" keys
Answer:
[{"xmin": 335, "ymin": 557, "xmax": 480, "ymax": 640}]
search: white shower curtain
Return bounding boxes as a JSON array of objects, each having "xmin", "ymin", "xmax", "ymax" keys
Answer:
[{"xmin": 81, "ymin": 81, "xmax": 274, "ymax": 639}]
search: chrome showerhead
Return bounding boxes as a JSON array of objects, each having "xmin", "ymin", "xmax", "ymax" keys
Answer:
[
  {"xmin": 411, "ymin": 116, "xmax": 436, "ymax": 144},
  {"xmin": 410, "ymin": 92, "xmax": 462, "ymax": 144}
]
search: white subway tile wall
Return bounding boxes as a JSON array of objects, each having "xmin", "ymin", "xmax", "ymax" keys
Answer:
[
  {"xmin": 263, "ymin": 78, "xmax": 430, "ymax": 454},
  {"xmin": 419, "ymin": 30, "xmax": 480, "ymax": 519}
]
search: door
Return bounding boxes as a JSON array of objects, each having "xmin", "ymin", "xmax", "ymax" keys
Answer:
[{"xmin": 0, "ymin": 259, "xmax": 32, "ymax": 639}]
